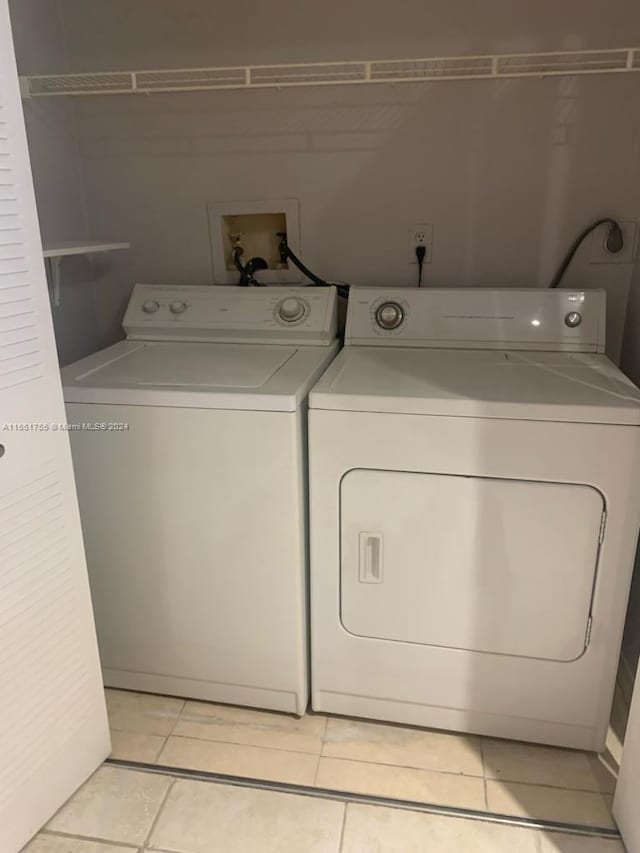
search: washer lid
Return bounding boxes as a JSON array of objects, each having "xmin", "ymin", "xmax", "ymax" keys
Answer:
[
  {"xmin": 309, "ymin": 347, "xmax": 640, "ymax": 424},
  {"xmin": 80, "ymin": 342, "xmax": 294, "ymax": 388},
  {"xmin": 62, "ymin": 339, "xmax": 339, "ymax": 411}
]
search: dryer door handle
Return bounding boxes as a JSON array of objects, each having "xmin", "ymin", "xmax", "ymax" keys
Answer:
[{"xmin": 359, "ymin": 532, "xmax": 383, "ymax": 583}]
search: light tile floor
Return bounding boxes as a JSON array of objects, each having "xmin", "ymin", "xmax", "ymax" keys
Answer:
[
  {"xmin": 22, "ymin": 766, "xmax": 625, "ymax": 853},
  {"xmin": 103, "ymin": 686, "xmax": 627, "ymax": 830}
]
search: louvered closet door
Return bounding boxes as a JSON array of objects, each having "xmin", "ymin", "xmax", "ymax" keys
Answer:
[{"xmin": 0, "ymin": 4, "xmax": 110, "ymax": 851}]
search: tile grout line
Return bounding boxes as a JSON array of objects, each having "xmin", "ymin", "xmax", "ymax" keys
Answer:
[
  {"xmin": 154, "ymin": 733, "xmax": 170, "ymax": 766},
  {"xmin": 153, "ymin": 699, "xmax": 187, "ymax": 764},
  {"xmin": 40, "ymin": 828, "xmax": 140, "ymax": 848},
  {"xmin": 107, "ymin": 726, "xmax": 614, "ymax": 796},
  {"xmin": 152, "ymin": 734, "xmax": 168, "ymax": 764},
  {"xmin": 169, "ymin": 699, "xmax": 187, "ymax": 734},
  {"xmin": 142, "ymin": 847, "xmax": 190, "ymax": 853},
  {"xmin": 108, "ymin": 725, "xmax": 168, "ymax": 765},
  {"xmin": 479, "ymin": 738, "xmax": 489, "ymax": 811},
  {"xmin": 308, "ymin": 754, "xmax": 612, "ymax": 794},
  {"xmin": 482, "ymin": 776, "xmax": 617, "ymax": 797},
  {"xmin": 149, "ymin": 701, "xmax": 185, "ymax": 765},
  {"xmin": 112, "ymin": 731, "xmax": 617, "ymax": 796},
  {"xmin": 144, "ymin": 848, "xmax": 183, "ymax": 853},
  {"xmin": 337, "ymin": 801, "xmax": 349, "ymax": 853},
  {"xmin": 314, "ymin": 715, "xmax": 330, "ymax": 785},
  {"xmin": 479, "ymin": 736, "xmax": 486, "ymax": 778},
  {"xmin": 106, "ymin": 694, "xmax": 616, "ymax": 797},
  {"xmin": 312, "ymin": 752, "xmax": 322, "ymax": 787},
  {"xmin": 150, "ymin": 733, "xmax": 489, "ymax": 777},
  {"xmin": 154, "ymin": 732, "xmax": 324, "ymax": 758},
  {"xmin": 105, "ymin": 692, "xmax": 184, "ymax": 764},
  {"xmin": 40, "ymin": 828, "xmax": 136, "ymax": 848},
  {"xmin": 321, "ymin": 715, "xmax": 330, "ymax": 743},
  {"xmin": 154, "ymin": 699, "xmax": 186, "ymax": 759},
  {"xmin": 141, "ymin": 776, "xmax": 176, "ymax": 850},
  {"xmin": 106, "ymin": 759, "xmax": 621, "ymax": 839}
]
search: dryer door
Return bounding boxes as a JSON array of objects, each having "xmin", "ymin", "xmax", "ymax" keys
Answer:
[{"xmin": 340, "ymin": 470, "xmax": 603, "ymax": 661}]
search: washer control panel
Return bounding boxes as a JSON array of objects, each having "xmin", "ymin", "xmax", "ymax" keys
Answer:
[
  {"xmin": 124, "ymin": 284, "xmax": 337, "ymax": 345},
  {"xmin": 346, "ymin": 287, "xmax": 606, "ymax": 353}
]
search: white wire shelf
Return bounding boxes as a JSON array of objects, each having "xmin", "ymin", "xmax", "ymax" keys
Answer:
[
  {"xmin": 43, "ymin": 241, "xmax": 130, "ymax": 258},
  {"xmin": 19, "ymin": 46, "xmax": 640, "ymax": 98}
]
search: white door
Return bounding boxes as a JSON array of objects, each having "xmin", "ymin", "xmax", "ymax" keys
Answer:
[
  {"xmin": 614, "ymin": 666, "xmax": 640, "ymax": 852},
  {"xmin": 0, "ymin": 4, "xmax": 110, "ymax": 852},
  {"xmin": 341, "ymin": 469, "xmax": 603, "ymax": 661}
]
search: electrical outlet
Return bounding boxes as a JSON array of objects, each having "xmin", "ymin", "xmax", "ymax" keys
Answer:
[
  {"xmin": 409, "ymin": 223, "xmax": 433, "ymax": 264},
  {"xmin": 589, "ymin": 220, "xmax": 638, "ymax": 265}
]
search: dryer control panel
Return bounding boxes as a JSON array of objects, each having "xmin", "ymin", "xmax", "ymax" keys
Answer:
[
  {"xmin": 345, "ymin": 288, "xmax": 606, "ymax": 353},
  {"xmin": 124, "ymin": 284, "xmax": 338, "ymax": 345}
]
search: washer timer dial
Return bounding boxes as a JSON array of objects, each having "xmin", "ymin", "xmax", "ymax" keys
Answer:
[
  {"xmin": 142, "ymin": 300, "xmax": 160, "ymax": 314},
  {"xmin": 276, "ymin": 297, "xmax": 307, "ymax": 324}
]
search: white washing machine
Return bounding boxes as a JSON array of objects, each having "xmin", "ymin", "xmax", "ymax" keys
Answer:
[
  {"xmin": 62, "ymin": 284, "xmax": 339, "ymax": 715},
  {"xmin": 308, "ymin": 287, "xmax": 640, "ymax": 749}
]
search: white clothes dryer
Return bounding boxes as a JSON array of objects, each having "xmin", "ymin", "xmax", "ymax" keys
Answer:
[
  {"xmin": 308, "ymin": 287, "xmax": 640, "ymax": 749},
  {"xmin": 62, "ymin": 284, "xmax": 339, "ymax": 715}
]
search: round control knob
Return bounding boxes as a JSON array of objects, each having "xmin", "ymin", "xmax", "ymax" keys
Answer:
[
  {"xmin": 142, "ymin": 300, "xmax": 160, "ymax": 314},
  {"xmin": 375, "ymin": 301, "xmax": 404, "ymax": 331},
  {"xmin": 278, "ymin": 297, "xmax": 306, "ymax": 323},
  {"xmin": 565, "ymin": 311, "xmax": 582, "ymax": 328},
  {"xmin": 170, "ymin": 301, "xmax": 187, "ymax": 315}
]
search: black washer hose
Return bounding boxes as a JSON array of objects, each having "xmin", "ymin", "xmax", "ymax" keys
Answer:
[{"xmin": 277, "ymin": 233, "xmax": 350, "ymax": 299}]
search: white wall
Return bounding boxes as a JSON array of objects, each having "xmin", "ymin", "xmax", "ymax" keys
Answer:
[
  {"xmin": 55, "ymin": 0, "xmax": 640, "ymax": 70},
  {"xmin": 66, "ymin": 75, "xmax": 639, "ymax": 359},
  {"xmin": 46, "ymin": 0, "xmax": 640, "ymax": 361},
  {"xmin": 9, "ymin": 0, "xmax": 133, "ymax": 365},
  {"xmin": 11, "ymin": 0, "xmax": 640, "ymax": 363}
]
